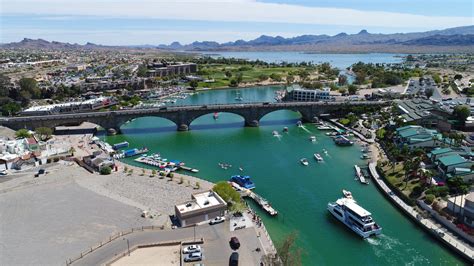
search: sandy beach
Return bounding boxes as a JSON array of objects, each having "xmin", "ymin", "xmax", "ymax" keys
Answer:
[{"xmin": 0, "ymin": 133, "xmax": 216, "ymax": 265}]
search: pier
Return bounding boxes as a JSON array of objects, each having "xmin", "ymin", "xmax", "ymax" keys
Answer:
[{"xmin": 230, "ymin": 182, "xmax": 278, "ymax": 216}]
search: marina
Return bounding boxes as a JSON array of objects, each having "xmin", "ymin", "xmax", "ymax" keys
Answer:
[{"xmin": 105, "ymin": 85, "xmax": 463, "ymax": 265}]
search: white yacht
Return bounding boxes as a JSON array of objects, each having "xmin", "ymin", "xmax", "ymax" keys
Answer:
[
  {"xmin": 327, "ymin": 197, "xmax": 382, "ymax": 238},
  {"xmin": 309, "ymin": 136, "xmax": 317, "ymax": 142},
  {"xmin": 300, "ymin": 158, "xmax": 309, "ymax": 166}
]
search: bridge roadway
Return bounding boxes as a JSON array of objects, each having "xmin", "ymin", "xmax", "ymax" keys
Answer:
[{"xmin": 0, "ymin": 101, "xmax": 387, "ymax": 133}]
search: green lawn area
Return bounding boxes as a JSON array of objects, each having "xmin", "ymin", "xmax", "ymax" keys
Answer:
[
  {"xmin": 195, "ymin": 63, "xmax": 310, "ymax": 89},
  {"xmin": 381, "ymin": 163, "xmax": 421, "ymax": 199}
]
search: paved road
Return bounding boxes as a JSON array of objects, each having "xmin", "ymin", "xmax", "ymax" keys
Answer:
[{"xmin": 73, "ymin": 222, "xmax": 265, "ymax": 266}]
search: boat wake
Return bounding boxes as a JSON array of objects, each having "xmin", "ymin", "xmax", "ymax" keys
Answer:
[
  {"xmin": 299, "ymin": 125, "xmax": 312, "ymax": 134},
  {"xmin": 367, "ymin": 234, "xmax": 429, "ymax": 264}
]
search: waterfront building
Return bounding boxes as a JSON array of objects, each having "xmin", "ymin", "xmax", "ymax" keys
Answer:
[
  {"xmin": 436, "ymin": 154, "xmax": 474, "ymax": 182},
  {"xmin": 174, "ymin": 190, "xmax": 227, "ymax": 227},
  {"xmin": 66, "ymin": 64, "xmax": 88, "ymax": 72},
  {"xmin": 285, "ymin": 84, "xmax": 334, "ymax": 102},
  {"xmin": 447, "ymin": 192, "xmax": 474, "ymax": 229},
  {"xmin": 396, "ymin": 99, "xmax": 452, "ymax": 131},
  {"xmin": 395, "ymin": 125, "xmax": 443, "ymax": 149},
  {"xmin": 147, "ymin": 62, "xmax": 197, "ymax": 78},
  {"xmin": 20, "ymin": 97, "xmax": 116, "ymax": 116}
]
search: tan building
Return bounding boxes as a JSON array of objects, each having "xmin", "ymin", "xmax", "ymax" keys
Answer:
[{"xmin": 175, "ymin": 190, "xmax": 227, "ymax": 227}]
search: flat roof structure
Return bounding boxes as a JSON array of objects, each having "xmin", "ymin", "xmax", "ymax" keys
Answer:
[
  {"xmin": 175, "ymin": 190, "xmax": 227, "ymax": 227},
  {"xmin": 438, "ymin": 154, "xmax": 467, "ymax": 166}
]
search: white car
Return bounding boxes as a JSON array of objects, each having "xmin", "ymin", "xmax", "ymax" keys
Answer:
[
  {"xmin": 184, "ymin": 252, "xmax": 202, "ymax": 262},
  {"xmin": 209, "ymin": 216, "xmax": 225, "ymax": 225},
  {"xmin": 183, "ymin": 245, "xmax": 201, "ymax": 254},
  {"xmin": 0, "ymin": 169, "xmax": 7, "ymax": 175}
]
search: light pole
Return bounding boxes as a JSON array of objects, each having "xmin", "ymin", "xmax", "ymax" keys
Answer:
[
  {"xmin": 193, "ymin": 224, "xmax": 196, "ymax": 242},
  {"xmin": 123, "ymin": 238, "xmax": 130, "ymax": 256}
]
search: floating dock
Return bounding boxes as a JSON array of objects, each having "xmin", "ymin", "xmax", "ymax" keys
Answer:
[
  {"xmin": 230, "ymin": 182, "xmax": 278, "ymax": 216},
  {"xmin": 180, "ymin": 166, "xmax": 199, "ymax": 173},
  {"xmin": 354, "ymin": 165, "xmax": 369, "ymax": 185}
]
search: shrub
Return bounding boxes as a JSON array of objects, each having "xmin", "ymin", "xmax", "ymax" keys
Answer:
[
  {"xmin": 100, "ymin": 166, "xmax": 112, "ymax": 175},
  {"xmin": 424, "ymin": 194, "xmax": 435, "ymax": 205},
  {"xmin": 213, "ymin": 181, "xmax": 241, "ymax": 204},
  {"xmin": 195, "ymin": 181, "xmax": 200, "ymax": 189}
]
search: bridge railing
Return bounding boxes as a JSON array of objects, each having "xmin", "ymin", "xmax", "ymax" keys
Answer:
[{"xmin": 0, "ymin": 100, "xmax": 388, "ymax": 122}]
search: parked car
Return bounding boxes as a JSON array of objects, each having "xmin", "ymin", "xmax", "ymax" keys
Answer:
[
  {"xmin": 229, "ymin": 252, "xmax": 239, "ymax": 266},
  {"xmin": 229, "ymin": 237, "xmax": 240, "ymax": 250},
  {"xmin": 0, "ymin": 169, "xmax": 7, "ymax": 175},
  {"xmin": 235, "ymin": 225, "xmax": 246, "ymax": 230},
  {"xmin": 38, "ymin": 169, "xmax": 45, "ymax": 174},
  {"xmin": 183, "ymin": 245, "xmax": 201, "ymax": 254},
  {"xmin": 209, "ymin": 216, "xmax": 225, "ymax": 225},
  {"xmin": 184, "ymin": 252, "xmax": 202, "ymax": 262}
]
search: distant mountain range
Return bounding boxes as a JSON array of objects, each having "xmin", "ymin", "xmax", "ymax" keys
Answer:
[{"xmin": 1, "ymin": 25, "xmax": 473, "ymax": 53}]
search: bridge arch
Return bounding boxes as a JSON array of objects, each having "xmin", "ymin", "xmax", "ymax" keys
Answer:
[
  {"xmin": 188, "ymin": 111, "xmax": 245, "ymax": 130},
  {"xmin": 113, "ymin": 115, "xmax": 179, "ymax": 134}
]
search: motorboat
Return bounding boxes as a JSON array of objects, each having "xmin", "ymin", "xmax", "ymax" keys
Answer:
[
  {"xmin": 300, "ymin": 158, "xmax": 309, "ymax": 166},
  {"xmin": 314, "ymin": 153, "xmax": 323, "ymax": 162},
  {"xmin": 327, "ymin": 197, "xmax": 382, "ymax": 238},
  {"xmin": 310, "ymin": 136, "xmax": 317, "ymax": 142},
  {"xmin": 283, "ymin": 127, "xmax": 289, "ymax": 132},
  {"xmin": 342, "ymin": 189, "xmax": 353, "ymax": 200}
]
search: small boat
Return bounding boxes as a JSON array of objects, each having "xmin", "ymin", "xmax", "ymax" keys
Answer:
[
  {"xmin": 283, "ymin": 127, "xmax": 289, "ymax": 132},
  {"xmin": 300, "ymin": 158, "xmax": 309, "ymax": 166},
  {"xmin": 342, "ymin": 189, "xmax": 353, "ymax": 199},
  {"xmin": 323, "ymin": 149, "xmax": 329, "ymax": 155},
  {"xmin": 309, "ymin": 136, "xmax": 317, "ymax": 142},
  {"xmin": 112, "ymin": 141, "xmax": 129, "ymax": 150},
  {"xmin": 239, "ymin": 167, "xmax": 244, "ymax": 172},
  {"xmin": 296, "ymin": 121, "xmax": 303, "ymax": 127},
  {"xmin": 213, "ymin": 112, "xmax": 219, "ymax": 120},
  {"xmin": 317, "ymin": 125, "xmax": 333, "ymax": 130},
  {"xmin": 272, "ymin": 130, "xmax": 280, "ymax": 137},
  {"xmin": 361, "ymin": 154, "xmax": 372, "ymax": 160},
  {"xmin": 314, "ymin": 153, "xmax": 323, "ymax": 162},
  {"xmin": 235, "ymin": 92, "xmax": 243, "ymax": 101}
]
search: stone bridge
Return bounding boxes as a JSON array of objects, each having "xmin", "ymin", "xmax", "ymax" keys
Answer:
[{"xmin": 0, "ymin": 101, "xmax": 388, "ymax": 134}]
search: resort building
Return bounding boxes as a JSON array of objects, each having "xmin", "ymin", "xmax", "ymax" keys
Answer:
[
  {"xmin": 396, "ymin": 99, "xmax": 452, "ymax": 131},
  {"xmin": 395, "ymin": 125, "xmax": 444, "ymax": 149},
  {"xmin": 447, "ymin": 192, "xmax": 474, "ymax": 229},
  {"xmin": 174, "ymin": 190, "xmax": 227, "ymax": 227},
  {"xmin": 20, "ymin": 97, "xmax": 117, "ymax": 116},
  {"xmin": 285, "ymin": 85, "xmax": 334, "ymax": 102},
  {"xmin": 147, "ymin": 62, "xmax": 197, "ymax": 78},
  {"xmin": 436, "ymin": 154, "xmax": 474, "ymax": 182}
]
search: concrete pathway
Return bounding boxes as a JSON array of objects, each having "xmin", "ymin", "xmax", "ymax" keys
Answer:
[{"xmin": 369, "ymin": 162, "xmax": 473, "ymax": 262}]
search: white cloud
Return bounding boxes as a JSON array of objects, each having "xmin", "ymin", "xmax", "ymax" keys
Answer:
[{"xmin": 3, "ymin": 0, "xmax": 471, "ymax": 29}]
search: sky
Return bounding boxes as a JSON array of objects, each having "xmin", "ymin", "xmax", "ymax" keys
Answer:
[{"xmin": 0, "ymin": 0, "xmax": 473, "ymax": 45}]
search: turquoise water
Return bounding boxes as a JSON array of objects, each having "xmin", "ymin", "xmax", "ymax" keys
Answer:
[
  {"xmin": 105, "ymin": 86, "xmax": 464, "ymax": 265},
  {"xmin": 200, "ymin": 51, "xmax": 405, "ymax": 69}
]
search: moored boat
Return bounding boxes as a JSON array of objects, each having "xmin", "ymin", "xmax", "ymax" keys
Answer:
[
  {"xmin": 309, "ymin": 136, "xmax": 317, "ymax": 142},
  {"xmin": 314, "ymin": 153, "xmax": 323, "ymax": 161},
  {"xmin": 230, "ymin": 175, "xmax": 255, "ymax": 190},
  {"xmin": 342, "ymin": 189, "xmax": 353, "ymax": 200},
  {"xmin": 300, "ymin": 158, "xmax": 309, "ymax": 166},
  {"xmin": 327, "ymin": 197, "xmax": 382, "ymax": 238}
]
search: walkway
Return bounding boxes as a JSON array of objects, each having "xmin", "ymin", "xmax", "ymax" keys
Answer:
[
  {"xmin": 368, "ymin": 162, "xmax": 473, "ymax": 262},
  {"xmin": 70, "ymin": 222, "xmax": 267, "ymax": 266}
]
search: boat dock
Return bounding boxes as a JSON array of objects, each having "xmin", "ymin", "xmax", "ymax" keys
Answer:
[
  {"xmin": 354, "ymin": 165, "xmax": 369, "ymax": 185},
  {"xmin": 230, "ymin": 182, "xmax": 278, "ymax": 216},
  {"xmin": 179, "ymin": 165, "xmax": 199, "ymax": 173}
]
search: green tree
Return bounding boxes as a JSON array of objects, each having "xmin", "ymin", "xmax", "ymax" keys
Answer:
[
  {"xmin": 136, "ymin": 64, "xmax": 148, "ymax": 77},
  {"xmin": 276, "ymin": 231, "xmax": 303, "ymax": 266},
  {"xmin": 213, "ymin": 181, "xmax": 241, "ymax": 204},
  {"xmin": 100, "ymin": 166, "xmax": 112, "ymax": 175},
  {"xmin": 151, "ymin": 169, "xmax": 157, "ymax": 177},
  {"xmin": 15, "ymin": 129, "xmax": 31, "ymax": 138},
  {"xmin": 453, "ymin": 105, "xmax": 470, "ymax": 124},
  {"xmin": 35, "ymin": 127, "xmax": 53, "ymax": 141},
  {"xmin": 19, "ymin": 77, "xmax": 37, "ymax": 92},
  {"xmin": 0, "ymin": 73, "xmax": 10, "ymax": 97},
  {"xmin": 348, "ymin": 84, "xmax": 358, "ymax": 95},
  {"xmin": 225, "ymin": 70, "xmax": 232, "ymax": 78},
  {"xmin": 189, "ymin": 80, "xmax": 199, "ymax": 89},
  {"xmin": 1, "ymin": 102, "xmax": 21, "ymax": 116},
  {"xmin": 195, "ymin": 181, "xmax": 200, "ymax": 189},
  {"xmin": 338, "ymin": 75, "xmax": 348, "ymax": 86}
]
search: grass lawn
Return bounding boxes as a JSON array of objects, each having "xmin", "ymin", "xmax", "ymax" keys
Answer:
[
  {"xmin": 381, "ymin": 163, "xmax": 421, "ymax": 198},
  {"xmin": 196, "ymin": 64, "xmax": 312, "ymax": 89}
]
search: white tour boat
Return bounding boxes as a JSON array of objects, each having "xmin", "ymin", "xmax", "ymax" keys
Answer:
[{"xmin": 327, "ymin": 197, "xmax": 382, "ymax": 238}]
